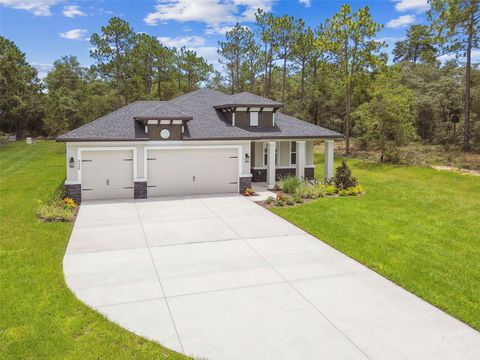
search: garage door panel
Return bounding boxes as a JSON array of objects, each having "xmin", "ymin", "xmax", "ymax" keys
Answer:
[
  {"xmin": 81, "ymin": 150, "xmax": 134, "ymax": 201},
  {"xmin": 148, "ymin": 148, "xmax": 238, "ymax": 196}
]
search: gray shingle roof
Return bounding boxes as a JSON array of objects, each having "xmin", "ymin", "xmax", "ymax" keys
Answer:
[
  {"xmin": 57, "ymin": 89, "xmax": 343, "ymax": 141},
  {"xmin": 214, "ymin": 92, "xmax": 283, "ymax": 108}
]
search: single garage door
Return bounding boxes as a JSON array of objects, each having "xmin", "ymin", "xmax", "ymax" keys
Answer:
[
  {"xmin": 147, "ymin": 148, "xmax": 238, "ymax": 196},
  {"xmin": 81, "ymin": 150, "xmax": 134, "ymax": 200}
]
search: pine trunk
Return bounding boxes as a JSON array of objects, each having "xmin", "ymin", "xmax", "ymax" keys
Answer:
[
  {"xmin": 344, "ymin": 78, "xmax": 352, "ymax": 155},
  {"xmin": 463, "ymin": 14, "xmax": 473, "ymax": 150}
]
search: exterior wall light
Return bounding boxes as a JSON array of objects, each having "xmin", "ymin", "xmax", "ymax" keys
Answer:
[
  {"xmin": 245, "ymin": 153, "xmax": 250, "ymax": 163},
  {"xmin": 69, "ymin": 157, "xmax": 75, "ymax": 168}
]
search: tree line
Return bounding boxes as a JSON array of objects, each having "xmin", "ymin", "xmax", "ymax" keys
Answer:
[
  {"xmin": 0, "ymin": 0, "xmax": 479, "ymax": 158},
  {"xmin": 214, "ymin": 1, "xmax": 479, "ymax": 155},
  {"xmin": 0, "ymin": 17, "xmax": 212, "ymax": 138}
]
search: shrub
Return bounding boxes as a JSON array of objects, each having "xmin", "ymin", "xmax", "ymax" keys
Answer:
[
  {"xmin": 292, "ymin": 194, "xmax": 304, "ymax": 204},
  {"xmin": 264, "ymin": 196, "xmax": 275, "ymax": 205},
  {"xmin": 280, "ymin": 194, "xmax": 294, "ymax": 206},
  {"xmin": 295, "ymin": 182, "xmax": 313, "ymax": 198},
  {"xmin": 63, "ymin": 197, "xmax": 77, "ymax": 208},
  {"xmin": 37, "ymin": 202, "xmax": 75, "ymax": 222},
  {"xmin": 37, "ymin": 189, "xmax": 77, "ymax": 222},
  {"xmin": 244, "ymin": 187, "xmax": 255, "ymax": 196},
  {"xmin": 279, "ymin": 175, "xmax": 301, "ymax": 194},
  {"xmin": 338, "ymin": 185, "xmax": 365, "ymax": 196},
  {"xmin": 318, "ymin": 184, "xmax": 337, "ymax": 195},
  {"xmin": 383, "ymin": 145, "xmax": 400, "ymax": 163},
  {"xmin": 275, "ymin": 200, "xmax": 285, "ymax": 207},
  {"xmin": 333, "ymin": 160, "xmax": 357, "ymax": 190}
]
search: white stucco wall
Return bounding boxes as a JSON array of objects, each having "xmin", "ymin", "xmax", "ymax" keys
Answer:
[{"xmin": 306, "ymin": 141, "xmax": 314, "ymax": 166}]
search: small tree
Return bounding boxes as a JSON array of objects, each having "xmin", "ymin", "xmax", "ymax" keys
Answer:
[
  {"xmin": 354, "ymin": 70, "xmax": 416, "ymax": 162},
  {"xmin": 333, "ymin": 160, "xmax": 357, "ymax": 190}
]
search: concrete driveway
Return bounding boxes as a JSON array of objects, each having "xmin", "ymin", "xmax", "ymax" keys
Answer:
[{"xmin": 64, "ymin": 195, "xmax": 480, "ymax": 360}]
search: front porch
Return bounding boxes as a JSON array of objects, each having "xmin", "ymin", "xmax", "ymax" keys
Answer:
[{"xmin": 249, "ymin": 139, "xmax": 334, "ymax": 189}]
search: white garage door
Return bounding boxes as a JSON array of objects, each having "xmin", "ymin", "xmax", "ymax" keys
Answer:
[
  {"xmin": 147, "ymin": 148, "xmax": 238, "ymax": 196},
  {"xmin": 81, "ymin": 150, "xmax": 134, "ymax": 200}
]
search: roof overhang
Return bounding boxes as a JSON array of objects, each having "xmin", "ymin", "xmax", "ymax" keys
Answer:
[
  {"xmin": 134, "ymin": 116, "xmax": 192, "ymax": 122},
  {"xmin": 214, "ymin": 104, "xmax": 283, "ymax": 111}
]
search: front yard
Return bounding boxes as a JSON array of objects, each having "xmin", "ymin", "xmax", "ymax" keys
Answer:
[
  {"xmin": 0, "ymin": 141, "xmax": 188, "ymax": 359},
  {"xmin": 273, "ymin": 153, "xmax": 480, "ymax": 330},
  {"xmin": 1, "ymin": 141, "xmax": 479, "ymax": 360}
]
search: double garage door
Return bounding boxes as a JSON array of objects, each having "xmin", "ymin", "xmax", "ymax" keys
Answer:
[
  {"xmin": 80, "ymin": 148, "xmax": 238, "ymax": 200},
  {"xmin": 147, "ymin": 148, "xmax": 238, "ymax": 196}
]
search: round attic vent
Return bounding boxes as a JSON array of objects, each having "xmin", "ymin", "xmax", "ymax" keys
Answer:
[{"xmin": 160, "ymin": 128, "xmax": 171, "ymax": 139}]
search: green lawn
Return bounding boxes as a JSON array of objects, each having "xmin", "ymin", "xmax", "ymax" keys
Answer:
[
  {"xmin": 1, "ymin": 142, "xmax": 479, "ymax": 360},
  {"xmin": 0, "ymin": 141, "xmax": 188, "ymax": 360},
  {"xmin": 273, "ymin": 152, "xmax": 480, "ymax": 330}
]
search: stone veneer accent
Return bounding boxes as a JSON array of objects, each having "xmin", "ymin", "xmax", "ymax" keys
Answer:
[
  {"xmin": 252, "ymin": 168, "xmax": 267, "ymax": 182},
  {"xmin": 65, "ymin": 184, "xmax": 81, "ymax": 204},
  {"xmin": 275, "ymin": 168, "xmax": 296, "ymax": 179},
  {"xmin": 304, "ymin": 167, "xmax": 314, "ymax": 180},
  {"xmin": 134, "ymin": 181, "xmax": 147, "ymax": 199},
  {"xmin": 239, "ymin": 176, "xmax": 252, "ymax": 194},
  {"xmin": 252, "ymin": 167, "xmax": 315, "ymax": 182}
]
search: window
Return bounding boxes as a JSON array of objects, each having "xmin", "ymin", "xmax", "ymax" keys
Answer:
[
  {"xmin": 290, "ymin": 141, "xmax": 296, "ymax": 165},
  {"xmin": 263, "ymin": 143, "xmax": 268, "ymax": 166},
  {"xmin": 250, "ymin": 112, "xmax": 259, "ymax": 126},
  {"xmin": 160, "ymin": 129, "xmax": 171, "ymax": 139},
  {"xmin": 263, "ymin": 142, "xmax": 279, "ymax": 166}
]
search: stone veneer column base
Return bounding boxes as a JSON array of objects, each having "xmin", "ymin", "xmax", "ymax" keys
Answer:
[
  {"xmin": 65, "ymin": 184, "xmax": 81, "ymax": 204},
  {"xmin": 134, "ymin": 181, "xmax": 147, "ymax": 199},
  {"xmin": 304, "ymin": 167, "xmax": 315, "ymax": 180},
  {"xmin": 239, "ymin": 176, "xmax": 252, "ymax": 194},
  {"xmin": 252, "ymin": 168, "xmax": 315, "ymax": 182}
]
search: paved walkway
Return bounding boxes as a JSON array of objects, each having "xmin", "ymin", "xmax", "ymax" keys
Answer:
[{"xmin": 64, "ymin": 194, "xmax": 480, "ymax": 360}]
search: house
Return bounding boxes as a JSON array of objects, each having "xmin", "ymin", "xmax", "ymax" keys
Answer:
[{"xmin": 57, "ymin": 89, "xmax": 342, "ymax": 202}]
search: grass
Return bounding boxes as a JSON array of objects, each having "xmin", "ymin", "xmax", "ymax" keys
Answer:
[
  {"xmin": 0, "ymin": 141, "xmax": 188, "ymax": 360},
  {"xmin": 272, "ymin": 152, "xmax": 480, "ymax": 330}
]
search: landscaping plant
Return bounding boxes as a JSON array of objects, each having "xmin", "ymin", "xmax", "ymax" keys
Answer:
[
  {"xmin": 244, "ymin": 187, "xmax": 255, "ymax": 196},
  {"xmin": 279, "ymin": 175, "xmax": 301, "ymax": 194},
  {"xmin": 333, "ymin": 160, "xmax": 358, "ymax": 190},
  {"xmin": 37, "ymin": 190, "xmax": 77, "ymax": 222}
]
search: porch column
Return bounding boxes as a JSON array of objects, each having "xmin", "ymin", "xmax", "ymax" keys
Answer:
[
  {"xmin": 296, "ymin": 140, "xmax": 306, "ymax": 180},
  {"xmin": 266, "ymin": 141, "xmax": 276, "ymax": 188},
  {"xmin": 324, "ymin": 139, "xmax": 334, "ymax": 181}
]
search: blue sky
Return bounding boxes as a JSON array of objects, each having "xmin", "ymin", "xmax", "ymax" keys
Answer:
[{"xmin": 0, "ymin": 0, "xmax": 442, "ymax": 78}]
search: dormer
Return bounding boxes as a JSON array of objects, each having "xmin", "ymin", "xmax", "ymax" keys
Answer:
[
  {"xmin": 133, "ymin": 102, "xmax": 192, "ymax": 141},
  {"xmin": 214, "ymin": 92, "xmax": 283, "ymax": 129},
  {"xmin": 135, "ymin": 117, "xmax": 191, "ymax": 140}
]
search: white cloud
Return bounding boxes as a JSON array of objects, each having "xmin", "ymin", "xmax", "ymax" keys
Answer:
[
  {"xmin": 386, "ymin": 15, "xmax": 416, "ymax": 28},
  {"xmin": 192, "ymin": 46, "xmax": 220, "ymax": 66},
  {"xmin": 375, "ymin": 36, "xmax": 404, "ymax": 46},
  {"xmin": 437, "ymin": 50, "xmax": 480, "ymax": 64},
  {"xmin": 0, "ymin": 0, "xmax": 61, "ymax": 16},
  {"xmin": 205, "ymin": 24, "xmax": 235, "ymax": 35},
  {"xmin": 144, "ymin": 0, "xmax": 272, "ymax": 26},
  {"xmin": 393, "ymin": 0, "xmax": 430, "ymax": 13},
  {"xmin": 32, "ymin": 62, "xmax": 53, "ymax": 79},
  {"xmin": 157, "ymin": 36, "xmax": 221, "ymax": 69},
  {"xmin": 299, "ymin": 0, "xmax": 311, "ymax": 7},
  {"xmin": 62, "ymin": 5, "xmax": 85, "ymax": 18},
  {"xmin": 59, "ymin": 29, "xmax": 88, "ymax": 40},
  {"xmin": 157, "ymin": 35, "xmax": 206, "ymax": 48}
]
